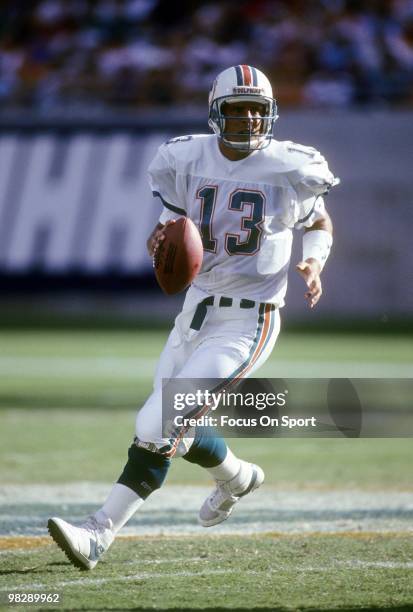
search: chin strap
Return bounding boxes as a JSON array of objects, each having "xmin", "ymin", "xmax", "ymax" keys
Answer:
[{"xmin": 220, "ymin": 134, "xmax": 271, "ymax": 152}]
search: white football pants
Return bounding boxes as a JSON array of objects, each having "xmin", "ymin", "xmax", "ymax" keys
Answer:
[{"xmin": 135, "ymin": 285, "xmax": 280, "ymax": 457}]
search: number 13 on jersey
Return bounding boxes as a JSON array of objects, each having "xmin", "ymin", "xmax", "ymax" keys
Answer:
[{"xmin": 197, "ymin": 186, "xmax": 265, "ymax": 255}]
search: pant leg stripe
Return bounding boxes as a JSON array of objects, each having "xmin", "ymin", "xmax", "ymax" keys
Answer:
[
  {"xmin": 230, "ymin": 304, "xmax": 274, "ymax": 381},
  {"xmin": 248, "ymin": 305, "xmax": 276, "ymax": 369},
  {"xmin": 164, "ymin": 305, "xmax": 275, "ymax": 458}
]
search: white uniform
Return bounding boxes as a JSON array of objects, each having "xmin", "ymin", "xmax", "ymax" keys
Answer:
[
  {"xmin": 46, "ymin": 68, "xmax": 338, "ymax": 570},
  {"xmin": 150, "ymin": 134, "xmax": 337, "ymax": 306},
  {"xmin": 136, "ymin": 134, "xmax": 338, "ymax": 457}
]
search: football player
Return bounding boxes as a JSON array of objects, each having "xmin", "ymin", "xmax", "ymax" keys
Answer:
[{"xmin": 48, "ymin": 65, "xmax": 339, "ymax": 570}]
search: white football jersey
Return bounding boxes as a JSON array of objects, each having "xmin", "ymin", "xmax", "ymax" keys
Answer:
[{"xmin": 148, "ymin": 134, "xmax": 338, "ymax": 306}]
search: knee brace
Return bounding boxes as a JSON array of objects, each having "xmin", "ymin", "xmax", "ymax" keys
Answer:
[{"xmin": 117, "ymin": 440, "xmax": 171, "ymax": 499}]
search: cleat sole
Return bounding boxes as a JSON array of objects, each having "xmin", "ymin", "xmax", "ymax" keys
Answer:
[{"xmin": 47, "ymin": 519, "xmax": 91, "ymax": 571}]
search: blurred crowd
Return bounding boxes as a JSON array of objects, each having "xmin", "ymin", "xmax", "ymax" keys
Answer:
[{"xmin": 1, "ymin": 0, "xmax": 413, "ymax": 113}]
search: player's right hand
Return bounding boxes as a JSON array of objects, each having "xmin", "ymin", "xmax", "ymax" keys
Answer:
[
  {"xmin": 147, "ymin": 220, "xmax": 176, "ymax": 257},
  {"xmin": 296, "ymin": 259, "xmax": 322, "ymax": 308}
]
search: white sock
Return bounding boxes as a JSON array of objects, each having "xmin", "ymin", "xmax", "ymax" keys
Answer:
[
  {"xmin": 95, "ymin": 483, "xmax": 144, "ymax": 534},
  {"xmin": 206, "ymin": 448, "xmax": 243, "ymax": 482}
]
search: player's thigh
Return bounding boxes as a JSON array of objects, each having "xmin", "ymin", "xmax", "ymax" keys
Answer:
[
  {"xmin": 176, "ymin": 339, "xmax": 246, "ymax": 379},
  {"xmin": 176, "ymin": 307, "xmax": 280, "ymax": 380},
  {"xmin": 136, "ymin": 307, "xmax": 280, "ymax": 445},
  {"xmin": 136, "ymin": 333, "xmax": 245, "ymax": 444},
  {"xmin": 135, "ymin": 387, "xmax": 164, "ymax": 443},
  {"xmin": 152, "ymin": 326, "xmax": 190, "ymax": 390}
]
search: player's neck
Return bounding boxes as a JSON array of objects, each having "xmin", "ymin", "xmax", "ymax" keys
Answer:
[{"xmin": 218, "ymin": 140, "xmax": 253, "ymax": 161}]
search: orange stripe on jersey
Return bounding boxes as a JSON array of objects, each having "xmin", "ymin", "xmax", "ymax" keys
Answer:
[{"xmin": 241, "ymin": 65, "xmax": 252, "ymax": 86}]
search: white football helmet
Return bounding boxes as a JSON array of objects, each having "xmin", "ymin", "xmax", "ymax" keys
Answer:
[{"xmin": 208, "ymin": 65, "xmax": 278, "ymax": 152}]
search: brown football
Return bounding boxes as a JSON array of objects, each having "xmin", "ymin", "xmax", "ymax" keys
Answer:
[{"xmin": 154, "ymin": 217, "xmax": 203, "ymax": 295}]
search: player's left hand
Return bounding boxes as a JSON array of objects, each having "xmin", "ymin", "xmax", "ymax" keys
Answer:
[{"xmin": 295, "ymin": 259, "xmax": 322, "ymax": 308}]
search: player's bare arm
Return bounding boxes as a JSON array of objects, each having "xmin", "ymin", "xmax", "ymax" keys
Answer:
[{"xmin": 296, "ymin": 212, "xmax": 333, "ymax": 309}]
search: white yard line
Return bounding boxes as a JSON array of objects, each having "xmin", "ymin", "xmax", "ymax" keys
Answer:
[
  {"xmin": 344, "ymin": 560, "xmax": 413, "ymax": 569},
  {"xmin": 1, "ymin": 569, "xmax": 233, "ymax": 592},
  {"xmin": 2, "ymin": 561, "xmax": 413, "ymax": 592}
]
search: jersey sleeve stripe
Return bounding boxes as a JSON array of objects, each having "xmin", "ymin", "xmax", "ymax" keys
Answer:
[
  {"xmin": 152, "ymin": 190, "xmax": 186, "ymax": 216},
  {"xmin": 297, "ymin": 202, "xmax": 316, "ymax": 224}
]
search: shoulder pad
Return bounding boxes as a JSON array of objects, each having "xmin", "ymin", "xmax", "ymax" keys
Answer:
[
  {"xmin": 160, "ymin": 134, "xmax": 211, "ymax": 169},
  {"xmin": 163, "ymin": 134, "xmax": 210, "ymax": 147},
  {"xmin": 165, "ymin": 135, "xmax": 196, "ymax": 146},
  {"xmin": 279, "ymin": 140, "xmax": 322, "ymax": 169},
  {"xmin": 282, "ymin": 141, "xmax": 339, "ymax": 196}
]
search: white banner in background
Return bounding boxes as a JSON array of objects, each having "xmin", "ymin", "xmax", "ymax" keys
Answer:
[
  {"xmin": 0, "ymin": 112, "xmax": 412, "ymax": 316},
  {"xmin": 0, "ymin": 133, "xmax": 166, "ymax": 273}
]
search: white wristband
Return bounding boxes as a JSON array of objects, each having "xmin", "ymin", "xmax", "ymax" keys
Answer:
[{"xmin": 302, "ymin": 230, "xmax": 333, "ymax": 270}]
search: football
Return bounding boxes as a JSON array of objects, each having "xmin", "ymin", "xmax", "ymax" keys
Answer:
[{"xmin": 154, "ymin": 217, "xmax": 203, "ymax": 295}]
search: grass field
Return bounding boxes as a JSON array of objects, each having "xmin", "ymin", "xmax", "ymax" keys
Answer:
[{"xmin": 0, "ymin": 329, "xmax": 412, "ymax": 611}]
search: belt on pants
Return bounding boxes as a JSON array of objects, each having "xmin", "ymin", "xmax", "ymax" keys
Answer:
[{"xmin": 189, "ymin": 296, "xmax": 275, "ymax": 331}]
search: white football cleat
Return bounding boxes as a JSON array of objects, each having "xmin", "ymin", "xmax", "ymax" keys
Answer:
[
  {"xmin": 48, "ymin": 515, "xmax": 114, "ymax": 570},
  {"xmin": 199, "ymin": 461, "xmax": 265, "ymax": 527}
]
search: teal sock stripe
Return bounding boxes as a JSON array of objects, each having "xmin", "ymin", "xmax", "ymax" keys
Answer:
[{"xmin": 183, "ymin": 430, "xmax": 228, "ymax": 467}]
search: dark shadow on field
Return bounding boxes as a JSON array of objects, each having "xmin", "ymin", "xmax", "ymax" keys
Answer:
[
  {"xmin": 0, "ymin": 568, "xmax": 41, "ymax": 575},
  {"xmin": 0, "ymin": 395, "xmax": 140, "ymax": 409},
  {"xmin": 2, "ymin": 503, "xmax": 413, "ymax": 536},
  {"xmin": 125, "ymin": 506, "xmax": 413, "ymax": 525},
  {"xmin": 0, "ymin": 561, "xmax": 69, "ymax": 575},
  {"xmin": 56, "ymin": 606, "xmax": 413, "ymax": 611},
  {"xmin": 127, "ymin": 608, "xmax": 412, "ymax": 611}
]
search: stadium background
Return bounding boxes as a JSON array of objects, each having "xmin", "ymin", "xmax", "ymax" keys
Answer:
[
  {"xmin": 1, "ymin": 1, "xmax": 413, "ymax": 611},
  {"xmin": 1, "ymin": 0, "xmax": 413, "ymax": 326}
]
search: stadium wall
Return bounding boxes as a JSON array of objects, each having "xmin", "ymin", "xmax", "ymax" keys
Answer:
[{"xmin": 0, "ymin": 110, "xmax": 412, "ymax": 320}]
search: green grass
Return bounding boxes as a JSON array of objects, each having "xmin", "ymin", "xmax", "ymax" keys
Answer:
[
  {"xmin": 0, "ymin": 329, "xmax": 412, "ymax": 611},
  {"xmin": 0, "ymin": 330, "xmax": 412, "ymax": 487},
  {"xmin": 0, "ymin": 408, "xmax": 412, "ymax": 488},
  {"xmin": 1, "ymin": 534, "xmax": 412, "ymax": 610},
  {"xmin": 0, "ymin": 330, "xmax": 412, "ymax": 408},
  {"xmin": 0, "ymin": 328, "xmax": 411, "ymax": 487},
  {"xmin": 0, "ymin": 330, "xmax": 165, "ymax": 408},
  {"xmin": 1, "ymin": 329, "xmax": 412, "ymax": 361}
]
